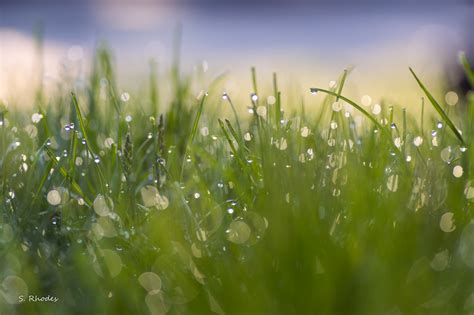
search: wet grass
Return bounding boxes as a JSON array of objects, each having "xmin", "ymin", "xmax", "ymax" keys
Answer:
[{"xmin": 1, "ymin": 47, "xmax": 474, "ymax": 315}]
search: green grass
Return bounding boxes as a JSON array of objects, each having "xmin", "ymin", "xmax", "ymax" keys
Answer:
[{"xmin": 0, "ymin": 47, "xmax": 474, "ymax": 315}]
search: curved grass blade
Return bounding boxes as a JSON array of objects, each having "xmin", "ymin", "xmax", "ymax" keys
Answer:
[
  {"xmin": 335, "ymin": 69, "xmax": 348, "ymax": 101},
  {"xmin": 409, "ymin": 67, "xmax": 465, "ymax": 145},
  {"xmin": 310, "ymin": 87, "xmax": 383, "ymax": 130}
]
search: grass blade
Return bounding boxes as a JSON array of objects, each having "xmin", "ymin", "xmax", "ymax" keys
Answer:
[
  {"xmin": 180, "ymin": 93, "xmax": 207, "ymax": 181},
  {"xmin": 190, "ymin": 93, "xmax": 207, "ymax": 143},
  {"xmin": 336, "ymin": 69, "xmax": 348, "ymax": 101},
  {"xmin": 310, "ymin": 88, "xmax": 383, "ymax": 130},
  {"xmin": 459, "ymin": 52, "xmax": 474, "ymax": 87},
  {"xmin": 409, "ymin": 67, "xmax": 465, "ymax": 145}
]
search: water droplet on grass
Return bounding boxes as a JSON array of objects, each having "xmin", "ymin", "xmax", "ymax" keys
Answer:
[
  {"xmin": 361, "ymin": 95, "xmax": 372, "ymax": 107},
  {"xmin": 445, "ymin": 91, "xmax": 458, "ymax": 106},
  {"xmin": 31, "ymin": 113, "xmax": 43, "ymax": 123},
  {"xmin": 93, "ymin": 249, "xmax": 122, "ymax": 278},
  {"xmin": 1, "ymin": 275, "xmax": 28, "ymax": 304},
  {"xmin": 332, "ymin": 101, "xmax": 342, "ymax": 112},
  {"xmin": 440, "ymin": 147, "xmax": 453, "ymax": 163},
  {"xmin": 310, "ymin": 88, "xmax": 318, "ymax": 95},
  {"xmin": 275, "ymin": 138, "xmax": 288, "ymax": 150},
  {"xmin": 93, "ymin": 194, "xmax": 113, "ymax": 216},
  {"xmin": 387, "ymin": 174, "xmax": 399, "ymax": 192},
  {"xmin": 394, "ymin": 137, "xmax": 402, "ymax": 148},
  {"xmin": 138, "ymin": 272, "xmax": 162, "ymax": 294},
  {"xmin": 440, "ymin": 212, "xmax": 456, "ymax": 232},
  {"xmin": 413, "ymin": 136, "xmax": 423, "ymax": 147},
  {"xmin": 244, "ymin": 132, "xmax": 252, "ymax": 141},
  {"xmin": 453, "ymin": 165, "xmax": 463, "ymax": 178},
  {"xmin": 200, "ymin": 127, "xmax": 209, "ymax": 137},
  {"xmin": 104, "ymin": 138, "xmax": 114, "ymax": 148},
  {"xmin": 140, "ymin": 185, "xmax": 169, "ymax": 210},
  {"xmin": 256, "ymin": 106, "xmax": 266, "ymax": 117},
  {"xmin": 47, "ymin": 189, "xmax": 62, "ymax": 206},
  {"xmin": 226, "ymin": 221, "xmax": 251, "ymax": 244},
  {"xmin": 430, "ymin": 249, "xmax": 449, "ymax": 271},
  {"xmin": 251, "ymin": 93, "xmax": 258, "ymax": 102},
  {"xmin": 372, "ymin": 103, "xmax": 382, "ymax": 115},
  {"xmin": 300, "ymin": 126, "xmax": 310, "ymax": 137},
  {"xmin": 120, "ymin": 92, "xmax": 130, "ymax": 102}
]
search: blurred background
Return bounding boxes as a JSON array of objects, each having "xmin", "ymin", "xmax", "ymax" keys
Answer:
[{"xmin": 0, "ymin": 0, "xmax": 473, "ymax": 108}]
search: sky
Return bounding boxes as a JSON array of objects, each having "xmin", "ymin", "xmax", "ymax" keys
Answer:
[{"xmin": 0, "ymin": 1, "xmax": 473, "ymax": 108}]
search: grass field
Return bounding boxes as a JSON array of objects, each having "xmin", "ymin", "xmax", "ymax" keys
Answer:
[{"xmin": 1, "ymin": 47, "xmax": 474, "ymax": 315}]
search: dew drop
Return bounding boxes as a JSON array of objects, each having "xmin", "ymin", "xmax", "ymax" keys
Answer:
[
  {"xmin": 120, "ymin": 92, "xmax": 130, "ymax": 102},
  {"xmin": 372, "ymin": 103, "xmax": 382, "ymax": 115},
  {"xmin": 1, "ymin": 275, "xmax": 28, "ymax": 304},
  {"xmin": 332, "ymin": 101, "xmax": 342, "ymax": 112},
  {"xmin": 413, "ymin": 136, "xmax": 423, "ymax": 147},
  {"xmin": 256, "ymin": 106, "xmax": 267, "ymax": 117},
  {"xmin": 300, "ymin": 126, "xmax": 310, "ymax": 137},
  {"xmin": 361, "ymin": 95, "xmax": 372, "ymax": 107},
  {"xmin": 138, "ymin": 272, "xmax": 162, "ymax": 294},
  {"xmin": 31, "ymin": 113, "xmax": 43, "ymax": 123},
  {"xmin": 445, "ymin": 91, "xmax": 458, "ymax": 106},
  {"xmin": 93, "ymin": 194, "xmax": 113, "ymax": 216},
  {"xmin": 226, "ymin": 221, "xmax": 251, "ymax": 244},
  {"xmin": 430, "ymin": 249, "xmax": 449, "ymax": 271},
  {"xmin": 47, "ymin": 189, "xmax": 62, "ymax": 206},
  {"xmin": 200, "ymin": 127, "xmax": 209, "ymax": 137},
  {"xmin": 267, "ymin": 95, "xmax": 276, "ymax": 105},
  {"xmin": 104, "ymin": 137, "xmax": 114, "ymax": 148},
  {"xmin": 387, "ymin": 174, "xmax": 399, "ymax": 192},
  {"xmin": 453, "ymin": 165, "xmax": 463, "ymax": 178},
  {"xmin": 140, "ymin": 185, "xmax": 169, "ymax": 210},
  {"xmin": 440, "ymin": 212, "xmax": 456, "ymax": 232}
]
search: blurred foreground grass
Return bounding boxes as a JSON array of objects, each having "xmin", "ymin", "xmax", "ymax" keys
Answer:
[{"xmin": 1, "ymin": 47, "xmax": 474, "ymax": 315}]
